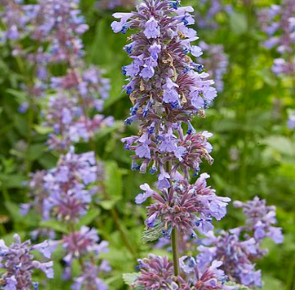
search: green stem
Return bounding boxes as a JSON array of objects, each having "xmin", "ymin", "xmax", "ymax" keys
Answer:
[
  {"xmin": 165, "ymin": 158, "xmax": 179, "ymax": 276},
  {"xmin": 171, "ymin": 228, "xmax": 180, "ymax": 276}
]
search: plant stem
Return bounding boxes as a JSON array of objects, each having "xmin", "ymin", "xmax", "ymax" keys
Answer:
[{"xmin": 171, "ymin": 228, "xmax": 179, "ymax": 276}]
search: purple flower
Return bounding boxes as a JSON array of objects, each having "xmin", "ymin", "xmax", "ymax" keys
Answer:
[
  {"xmin": 62, "ymin": 226, "xmax": 108, "ymax": 264},
  {"xmin": 135, "ymin": 183, "xmax": 156, "ymax": 204},
  {"xmin": 144, "ymin": 17, "xmax": 160, "ymax": 39},
  {"xmin": 0, "ymin": 234, "xmax": 53, "ymax": 289}
]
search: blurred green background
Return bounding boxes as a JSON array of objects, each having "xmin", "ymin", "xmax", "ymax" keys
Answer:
[{"xmin": 0, "ymin": 0, "xmax": 294, "ymax": 289}]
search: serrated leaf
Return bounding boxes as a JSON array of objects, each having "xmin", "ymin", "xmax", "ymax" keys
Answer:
[
  {"xmin": 225, "ymin": 282, "xmax": 250, "ymax": 289},
  {"xmin": 40, "ymin": 220, "xmax": 69, "ymax": 234},
  {"xmin": 142, "ymin": 220, "xmax": 163, "ymax": 244},
  {"xmin": 122, "ymin": 273, "xmax": 139, "ymax": 286},
  {"xmin": 77, "ymin": 208, "xmax": 99, "ymax": 228}
]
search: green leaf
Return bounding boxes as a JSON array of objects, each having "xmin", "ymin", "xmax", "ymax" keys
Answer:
[
  {"xmin": 229, "ymin": 12, "xmax": 247, "ymax": 35},
  {"xmin": 142, "ymin": 219, "xmax": 163, "ymax": 244},
  {"xmin": 0, "ymin": 174, "xmax": 25, "ymax": 188},
  {"xmin": 100, "ymin": 200, "xmax": 117, "ymax": 210},
  {"xmin": 34, "ymin": 125, "xmax": 53, "ymax": 135},
  {"xmin": 224, "ymin": 282, "xmax": 250, "ymax": 289},
  {"xmin": 77, "ymin": 208, "xmax": 100, "ymax": 227},
  {"xmin": 40, "ymin": 220, "xmax": 69, "ymax": 234},
  {"xmin": 4, "ymin": 201, "xmax": 23, "ymax": 222},
  {"xmin": 104, "ymin": 161, "xmax": 123, "ymax": 197},
  {"xmin": 122, "ymin": 273, "xmax": 139, "ymax": 286},
  {"xmin": 28, "ymin": 144, "xmax": 45, "ymax": 161},
  {"xmin": 261, "ymin": 136, "xmax": 295, "ymax": 157}
]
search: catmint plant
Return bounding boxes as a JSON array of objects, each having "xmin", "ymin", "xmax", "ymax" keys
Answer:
[
  {"xmin": 111, "ymin": 0, "xmax": 238, "ymax": 288},
  {"xmin": 0, "ymin": 234, "xmax": 53, "ymax": 290}
]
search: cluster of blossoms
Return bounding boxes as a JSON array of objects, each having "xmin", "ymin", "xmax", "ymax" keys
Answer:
[
  {"xmin": 259, "ymin": 0, "xmax": 295, "ymax": 76},
  {"xmin": 0, "ymin": 0, "xmax": 113, "ymax": 150},
  {"xmin": 138, "ymin": 173, "xmax": 230, "ymax": 239},
  {"xmin": 21, "ymin": 148, "xmax": 111, "ymax": 289},
  {"xmin": 112, "ymin": 0, "xmax": 230, "ymax": 238},
  {"xmin": 132, "ymin": 254, "xmax": 236, "ymax": 290},
  {"xmin": 112, "ymin": 0, "xmax": 240, "ymax": 289},
  {"xmin": 196, "ymin": 197, "xmax": 283, "ymax": 288},
  {"xmin": 22, "ymin": 148, "xmax": 100, "ymax": 223},
  {"xmin": 0, "ymin": 234, "xmax": 53, "ymax": 290},
  {"xmin": 195, "ymin": 0, "xmax": 232, "ymax": 29},
  {"xmin": 198, "ymin": 42, "xmax": 228, "ymax": 92},
  {"xmin": 57, "ymin": 226, "xmax": 111, "ymax": 290},
  {"xmin": 45, "ymin": 66, "xmax": 113, "ymax": 150}
]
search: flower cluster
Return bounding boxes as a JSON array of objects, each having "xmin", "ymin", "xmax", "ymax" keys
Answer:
[
  {"xmin": 259, "ymin": 1, "xmax": 295, "ymax": 76},
  {"xmin": 138, "ymin": 173, "xmax": 230, "ymax": 239},
  {"xmin": 132, "ymin": 254, "xmax": 235, "ymax": 290},
  {"xmin": 1, "ymin": 0, "xmax": 113, "ymax": 149},
  {"xmin": 72, "ymin": 260, "xmax": 111, "ymax": 290},
  {"xmin": 195, "ymin": 0, "xmax": 232, "ymax": 29},
  {"xmin": 23, "ymin": 147, "xmax": 100, "ymax": 223},
  {"xmin": 0, "ymin": 234, "xmax": 53, "ymax": 290},
  {"xmin": 233, "ymin": 197, "xmax": 283, "ymax": 244},
  {"xmin": 112, "ymin": 0, "xmax": 232, "ymax": 238},
  {"xmin": 198, "ymin": 42, "xmax": 228, "ymax": 92},
  {"xmin": 47, "ymin": 226, "xmax": 111, "ymax": 290},
  {"xmin": 113, "ymin": 0, "xmax": 218, "ymax": 180},
  {"xmin": 196, "ymin": 197, "xmax": 283, "ymax": 288}
]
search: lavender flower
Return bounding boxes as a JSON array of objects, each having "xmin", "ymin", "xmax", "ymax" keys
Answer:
[
  {"xmin": 233, "ymin": 197, "xmax": 283, "ymax": 244},
  {"xmin": 198, "ymin": 42, "xmax": 229, "ymax": 92},
  {"xmin": 42, "ymin": 148, "xmax": 99, "ymax": 222},
  {"xmin": 72, "ymin": 261, "xmax": 111, "ymax": 290},
  {"xmin": 140, "ymin": 173, "xmax": 230, "ymax": 239},
  {"xmin": 133, "ymin": 254, "xmax": 234, "ymax": 290},
  {"xmin": 0, "ymin": 234, "xmax": 53, "ymax": 290},
  {"xmin": 113, "ymin": 0, "xmax": 218, "ymax": 181},
  {"xmin": 62, "ymin": 226, "xmax": 109, "ymax": 264},
  {"xmin": 195, "ymin": 0, "xmax": 233, "ymax": 29},
  {"xmin": 197, "ymin": 197, "xmax": 283, "ymax": 288},
  {"xmin": 133, "ymin": 254, "xmax": 174, "ymax": 289},
  {"xmin": 259, "ymin": 1, "xmax": 295, "ymax": 76},
  {"xmin": 24, "ymin": 148, "xmax": 101, "ymax": 223}
]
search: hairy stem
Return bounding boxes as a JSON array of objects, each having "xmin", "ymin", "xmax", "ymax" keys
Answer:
[{"xmin": 171, "ymin": 228, "xmax": 180, "ymax": 276}]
